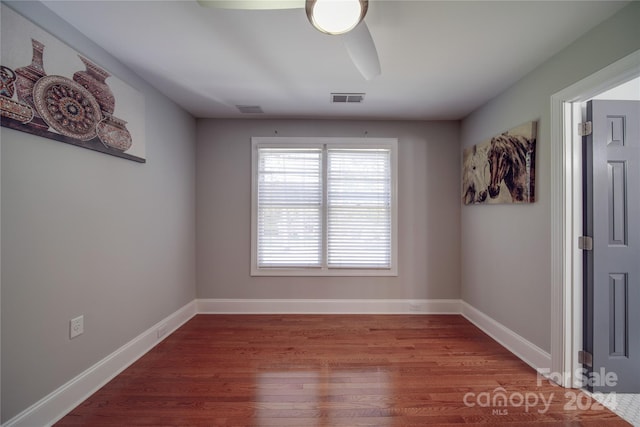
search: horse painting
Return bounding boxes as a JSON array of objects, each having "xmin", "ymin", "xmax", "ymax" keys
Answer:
[
  {"xmin": 487, "ymin": 131, "xmax": 536, "ymax": 203},
  {"xmin": 462, "ymin": 121, "xmax": 537, "ymax": 205},
  {"xmin": 462, "ymin": 144, "xmax": 489, "ymax": 205}
]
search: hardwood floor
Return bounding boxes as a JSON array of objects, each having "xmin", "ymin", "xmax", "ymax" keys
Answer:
[{"xmin": 56, "ymin": 315, "xmax": 630, "ymax": 426}]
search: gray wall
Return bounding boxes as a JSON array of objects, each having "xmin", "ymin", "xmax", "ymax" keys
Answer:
[
  {"xmin": 4, "ymin": 0, "xmax": 639, "ymax": 423},
  {"xmin": 460, "ymin": 1, "xmax": 640, "ymax": 352},
  {"xmin": 197, "ymin": 119, "xmax": 460, "ymax": 300},
  {"xmin": 1, "ymin": 2, "xmax": 196, "ymax": 422}
]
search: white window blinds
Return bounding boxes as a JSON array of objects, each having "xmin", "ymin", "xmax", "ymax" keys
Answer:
[
  {"xmin": 257, "ymin": 148, "xmax": 322, "ymax": 267},
  {"xmin": 253, "ymin": 138, "xmax": 396, "ymax": 275},
  {"xmin": 327, "ymin": 148, "xmax": 391, "ymax": 268}
]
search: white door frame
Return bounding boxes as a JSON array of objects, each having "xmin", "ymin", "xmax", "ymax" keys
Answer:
[{"xmin": 550, "ymin": 49, "xmax": 640, "ymax": 388}]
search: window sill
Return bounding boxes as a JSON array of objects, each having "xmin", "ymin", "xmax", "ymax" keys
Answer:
[{"xmin": 250, "ymin": 267, "xmax": 398, "ymax": 277}]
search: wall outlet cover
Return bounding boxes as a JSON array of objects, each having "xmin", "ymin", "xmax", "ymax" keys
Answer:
[{"xmin": 70, "ymin": 315, "xmax": 84, "ymax": 339}]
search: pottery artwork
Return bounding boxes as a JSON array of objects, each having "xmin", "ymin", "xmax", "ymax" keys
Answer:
[
  {"xmin": 0, "ymin": 65, "xmax": 17, "ymax": 98},
  {"xmin": 96, "ymin": 115, "xmax": 132, "ymax": 152},
  {"xmin": 73, "ymin": 55, "xmax": 115, "ymax": 116},
  {"xmin": 0, "ymin": 96, "xmax": 34, "ymax": 124},
  {"xmin": 0, "ymin": 5, "xmax": 144, "ymax": 162},
  {"xmin": 33, "ymin": 75, "xmax": 102, "ymax": 141},
  {"xmin": 14, "ymin": 38, "xmax": 48, "ymax": 128}
]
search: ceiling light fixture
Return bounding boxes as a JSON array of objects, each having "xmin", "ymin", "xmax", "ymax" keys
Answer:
[{"xmin": 306, "ymin": 0, "xmax": 368, "ymax": 35}]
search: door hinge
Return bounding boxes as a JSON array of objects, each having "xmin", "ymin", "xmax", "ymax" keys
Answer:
[
  {"xmin": 578, "ymin": 350, "xmax": 593, "ymax": 367},
  {"xmin": 578, "ymin": 236, "xmax": 593, "ymax": 250},
  {"xmin": 578, "ymin": 121, "xmax": 592, "ymax": 136}
]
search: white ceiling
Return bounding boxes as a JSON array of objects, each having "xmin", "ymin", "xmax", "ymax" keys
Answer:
[{"xmin": 41, "ymin": 0, "xmax": 629, "ymax": 120}]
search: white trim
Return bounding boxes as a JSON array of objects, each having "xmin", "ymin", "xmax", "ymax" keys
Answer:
[
  {"xmin": 3, "ymin": 301, "xmax": 197, "ymax": 427},
  {"xmin": 461, "ymin": 302, "xmax": 551, "ymax": 372},
  {"xmin": 550, "ymin": 49, "xmax": 640, "ymax": 388},
  {"xmin": 568, "ymin": 101, "xmax": 585, "ymax": 388},
  {"xmin": 249, "ymin": 268, "xmax": 399, "ymax": 277},
  {"xmin": 197, "ymin": 298, "xmax": 461, "ymax": 314}
]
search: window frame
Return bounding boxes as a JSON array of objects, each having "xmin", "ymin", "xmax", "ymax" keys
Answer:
[{"xmin": 251, "ymin": 137, "xmax": 398, "ymax": 277}]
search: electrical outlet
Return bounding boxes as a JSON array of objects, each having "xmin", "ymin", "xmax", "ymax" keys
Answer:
[{"xmin": 70, "ymin": 315, "xmax": 84, "ymax": 339}]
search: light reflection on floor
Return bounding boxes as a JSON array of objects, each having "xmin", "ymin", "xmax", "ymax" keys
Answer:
[{"xmin": 256, "ymin": 366, "xmax": 391, "ymax": 426}]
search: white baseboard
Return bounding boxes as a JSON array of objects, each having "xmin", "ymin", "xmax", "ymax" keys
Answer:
[
  {"xmin": 197, "ymin": 298, "xmax": 462, "ymax": 314},
  {"xmin": 4, "ymin": 298, "xmax": 555, "ymax": 427},
  {"xmin": 460, "ymin": 301, "xmax": 551, "ymax": 372},
  {"xmin": 3, "ymin": 301, "xmax": 197, "ymax": 427}
]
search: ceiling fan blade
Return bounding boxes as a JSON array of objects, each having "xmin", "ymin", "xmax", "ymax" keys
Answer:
[
  {"xmin": 197, "ymin": 0, "xmax": 304, "ymax": 9},
  {"xmin": 341, "ymin": 21, "xmax": 381, "ymax": 80}
]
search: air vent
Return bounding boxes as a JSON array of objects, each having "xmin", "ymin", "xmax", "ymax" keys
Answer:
[
  {"xmin": 331, "ymin": 93, "xmax": 365, "ymax": 103},
  {"xmin": 236, "ymin": 105, "xmax": 264, "ymax": 114}
]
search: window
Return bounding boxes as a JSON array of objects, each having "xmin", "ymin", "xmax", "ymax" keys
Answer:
[{"xmin": 251, "ymin": 137, "xmax": 397, "ymax": 276}]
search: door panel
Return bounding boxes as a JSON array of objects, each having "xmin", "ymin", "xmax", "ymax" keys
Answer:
[
  {"xmin": 584, "ymin": 100, "xmax": 640, "ymax": 393},
  {"xmin": 607, "ymin": 161, "xmax": 627, "ymax": 245}
]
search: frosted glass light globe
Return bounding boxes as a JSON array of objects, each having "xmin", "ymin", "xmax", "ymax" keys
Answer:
[{"xmin": 309, "ymin": 0, "xmax": 364, "ymax": 35}]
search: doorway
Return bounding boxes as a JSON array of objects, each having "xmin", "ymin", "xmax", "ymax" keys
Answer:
[
  {"xmin": 568, "ymin": 79, "xmax": 640, "ymax": 391},
  {"xmin": 550, "ymin": 50, "xmax": 640, "ymax": 389},
  {"xmin": 550, "ymin": 50, "xmax": 640, "ymax": 424}
]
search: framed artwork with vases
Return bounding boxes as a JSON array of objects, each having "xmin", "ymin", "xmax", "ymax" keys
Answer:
[{"xmin": 0, "ymin": 4, "xmax": 146, "ymax": 163}]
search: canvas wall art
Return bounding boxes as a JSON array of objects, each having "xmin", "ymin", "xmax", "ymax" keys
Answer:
[
  {"xmin": 462, "ymin": 121, "xmax": 537, "ymax": 205},
  {"xmin": 0, "ymin": 4, "xmax": 145, "ymax": 162}
]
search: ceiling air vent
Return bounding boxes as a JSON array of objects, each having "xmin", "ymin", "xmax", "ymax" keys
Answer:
[
  {"xmin": 236, "ymin": 105, "xmax": 264, "ymax": 114},
  {"xmin": 331, "ymin": 93, "xmax": 365, "ymax": 104}
]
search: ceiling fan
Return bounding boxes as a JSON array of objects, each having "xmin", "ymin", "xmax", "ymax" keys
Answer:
[{"xmin": 196, "ymin": 0, "xmax": 381, "ymax": 80}]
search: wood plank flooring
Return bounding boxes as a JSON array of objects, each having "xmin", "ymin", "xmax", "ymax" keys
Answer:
[{"xmin": 56, "ymin": 315, "xmax": 630, "ymax": 426}]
